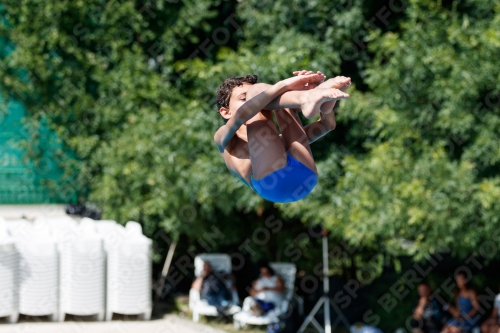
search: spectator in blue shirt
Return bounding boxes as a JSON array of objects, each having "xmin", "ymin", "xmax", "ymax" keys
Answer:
[{"xmin": 442, "ymin": 272, "xmax": 481, "ymax": 333}]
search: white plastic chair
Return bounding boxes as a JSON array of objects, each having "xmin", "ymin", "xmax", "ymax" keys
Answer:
[
  {"xmin": 0, "ymin": 217, "xmax": 19, "ymax": 323},
  {"xmin": 189, "ymin": 254, "xmax": 241, "ymax": 322},
  {"xmin": 94, "ymin": 220, "xmax": 127, "ymax": 250},
  {"xmin": 34, "ymin": 216, "xmax": 80, "ymax": 248},
  {"xmin": 7, "ymin": 220, "xmax": 59, "ymax": 321},
  {"xmin": 233, "ymin": 262, "xmax": 297, "ymax": 329},
  {"xmin": 5, "ymin": 219, "xmax": 32, "ymax": 241},
  {"xmin": 106, "ymin": 237, "xmax": 152, "ymax": 320},
  {"xmin": 0, "ymin": 217, "xmax": 9, "ymax": 241},
  {"xmin": 125, "ymin": 221, "xmax": 143, "ymax": 236},
  {"xmin": 92, "ymin": 219, "xmax": 152, "ymax": 321},
  {"xmin": 33, "ymin": 215, "xmax": 78, "ymax": 232},
  {"xmin": 58, "ymin": 219, "xmax": 106, "ymax": 321}
]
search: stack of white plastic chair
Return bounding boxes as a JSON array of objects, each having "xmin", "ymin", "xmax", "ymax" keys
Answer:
[
  {"xmin": 96, "ymin": 220, "xmax": 152, "ymax": 321},
  {"xmin": 0, "ymin": 217, "xmax": 19, "ymax": 323},
  {"xmin": 189, "ymin": 253, "xmax": 241, "ymax": 322},
  {"xmin": 233, "ymin": 262, "xmax": 297, "ymax": 329},
  {"xmin": 6, "ymin": 219, "xmax": 59, "ymax": 321},
  {"xmin": 58, "ymin": 217, "xmax": 106, "ymax": 321}
]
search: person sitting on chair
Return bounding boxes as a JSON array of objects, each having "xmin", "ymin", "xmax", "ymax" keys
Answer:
[
  {"xmin": 191, "ymin": 262, "xmax": 232, "ymax": 313},
  {"xmin": 410, "ymin": 281, "xmax": 445, "ymax": 333},
  {"xmin": 480, "ymin": 283, "xmax": 500, "ymax": 333},
  {"xmin": 248, "ymin": 263, "xmax": 285, "ymax": 316},
  {"xmin": 441, "ymin": 272, "xmax": 481, "ymax": 333}
]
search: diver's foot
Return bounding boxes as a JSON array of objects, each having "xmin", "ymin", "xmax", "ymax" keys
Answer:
[
  {"xmin": 316, "ymin": 76, "xmax": 351, "ymax": 113},
  {"xmin": 300, "ymin": 88, "xmax": 349, "ymax": 119}
]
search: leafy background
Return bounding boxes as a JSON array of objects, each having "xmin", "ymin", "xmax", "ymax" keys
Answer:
[{"xmin": 1, "ymin": 0, "xmax": 500, "ymax": 330}]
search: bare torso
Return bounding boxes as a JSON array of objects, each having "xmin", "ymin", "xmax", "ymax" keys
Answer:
[{"xmin": 220, "ymin": 132, "xmax": 254, "ymax": 189}]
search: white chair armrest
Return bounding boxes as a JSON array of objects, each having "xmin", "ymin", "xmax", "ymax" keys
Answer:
[
  {"xmin": 189, "ymin": 289, "xmax": 201, "ymax": 310},
  {"xmin": 242, "ymin": 296, "xmax": 254, "ymax": 312},
  {"xmin": 278, "ymin": 299, "xmax": 289, "ymax": 315}
]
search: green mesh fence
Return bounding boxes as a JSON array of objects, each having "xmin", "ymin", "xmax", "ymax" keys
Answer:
[
  {"xmin": 0, "ymin": 14, "xmax": 77, "ymax": 204},
  {"xmin": 0, "ymin": 100, "xmax": 74, "ymax": 204}
]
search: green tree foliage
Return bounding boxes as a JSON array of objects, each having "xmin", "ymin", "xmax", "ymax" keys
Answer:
[
  {"xmin": 1, "ymin": 0, "xmax": 499, "ymax": 273},
  {"xmin": 287, "ymin": 0, "xmax": 500, "ymax": 259}
]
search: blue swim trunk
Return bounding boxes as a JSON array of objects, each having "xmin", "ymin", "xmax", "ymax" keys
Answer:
[
  {"xmin": 251, "ymin": 153, "xmax": 318, "ymax": 203},
  {"xmin": 255, "ymin": 299, "xmax": 275, "ymax": 313}
]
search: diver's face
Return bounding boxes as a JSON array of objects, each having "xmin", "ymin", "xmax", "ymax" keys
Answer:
[
  {"xmin": 229, "ymin": 83, "xmax": 252, "ymax": 113},
  {"xmin": 219, "ymin": 83, "xmax": 252, "ymax": 122}
]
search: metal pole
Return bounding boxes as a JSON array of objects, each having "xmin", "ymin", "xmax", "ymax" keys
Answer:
[
  {"xmin": 322, "ymin": 232, "xmax": 331, "ymax": 333},
  {"xmin": 298, "ymin": 229, "xmax": 343, "ymax": 333},
  {"xmin": 155, "ymin": 240, "xmax": 177, "ymax": 301}
]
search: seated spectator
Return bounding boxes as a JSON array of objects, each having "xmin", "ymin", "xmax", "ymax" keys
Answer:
[
  {"xmin": 480, "ymin": 284, "xmax": 500, "ymax": 333},
  {"xmin": 191, "ymin": 262, "xmax": 232, "ymax": 313},
  {"xmin": 247, "ymin": 263, "xmax": 285, "ymax": 316},
  {"xmin": 410, "ymin": 281, "xmax": 445, "ymax": 333},
  {"xmin": 441, "ymin": 272, "xmax": 481, "ymax": 333}
]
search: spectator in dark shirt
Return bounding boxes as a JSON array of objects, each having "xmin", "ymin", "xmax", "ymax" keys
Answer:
[
  {"xmin": 480, "ymin": 284, "xmax": 500, "ymax": 333},
  {"xmin": 191, "ymin": 262, "xmax": 231, "ymax": 312},
  {"xmin": 411, "ymin": 281, "xmax": 445, "ymax": 333}
]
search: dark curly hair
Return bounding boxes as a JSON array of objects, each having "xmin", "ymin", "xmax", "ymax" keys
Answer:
[{"xmin": 216, "ymin": 75, "xmax": 258, "ymax": 123}]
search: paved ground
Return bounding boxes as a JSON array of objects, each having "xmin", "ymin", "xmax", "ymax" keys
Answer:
[{"xmin": 0, "ymin": 315, "xmax": 228, "ymax": 333}]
